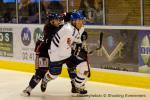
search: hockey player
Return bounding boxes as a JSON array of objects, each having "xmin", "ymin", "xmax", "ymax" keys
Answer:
[
  {"xmin": 66, "ymin": 10, "xmax": 90, "ymax": 94},
  {"xmin": 66, "ymin": 31, "xmax": 89, "ymax": 93},
  {"xmin": 40, "ymin": 11, "xmax": 86, "ymax": 93},
  {"xmin": 62, "ymin": 11, "xmax": 89, "ymax": 94},
  {"xmin": 22, "ymin": 12, "xmax": 62, "ymax": 96}
]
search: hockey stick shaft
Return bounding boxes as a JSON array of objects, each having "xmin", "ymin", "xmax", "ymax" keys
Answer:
[
  {"xmin": 88, "ymin": 32, "xmax": 103, "ymax": 54},
  {"xmin": 86, "ymin": 32, "xmax": 104, "ymax": 77},
  {"xmin": 99, "ymin": 32, "xmax": 103, "ymax": 48},
  {"xmin": 86, "ymin": 56, "xmax": 91, "ymax": 78}
]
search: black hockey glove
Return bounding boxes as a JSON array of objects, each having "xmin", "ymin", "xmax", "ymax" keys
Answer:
[
  {"xmin": 81, "ymin": 31, "xmax": 88, "ymax": 42},
  {"xmin": 72, "ymin": 43, "xmax": 88, "ymax": 60},
  {"xmin": 78, "ymin": 48, "xmax": 88, "ymax": 60}
]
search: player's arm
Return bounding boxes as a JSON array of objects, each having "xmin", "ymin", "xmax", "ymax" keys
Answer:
[{"xmin": 72, "ymin": 31, "xmax": 88, "ymax": 60}]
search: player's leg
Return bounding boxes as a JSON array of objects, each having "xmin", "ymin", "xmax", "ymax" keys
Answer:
[
  {"xmin": 66, "ymin": 61, "xmax": 77, "ymax": 93},
  {"xmin": 41, "ymin": 61, "xmax": 63, "ymax": 92},
  {"xmin": 22, "ymin": 69, "xmax": 42, "ymax": 96},
  {"xmin": 22, "ymin": 57, "xmax": 49, "ymax": 96},
  {"xmin": 39, "ymin": 68, "xmax": 49, "ymax": 92},
  {"xmin": 66, "ymin": 55, "xmax": 86, "ymax": 93},
  {"xmin": 74, "ymin": 61, "xmax": 90, "ymax": 94}
]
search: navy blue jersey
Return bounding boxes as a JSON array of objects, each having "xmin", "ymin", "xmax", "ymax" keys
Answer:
[{"xmin": 35, "ymin": 23, "xmax": 63, "ymax": 58}]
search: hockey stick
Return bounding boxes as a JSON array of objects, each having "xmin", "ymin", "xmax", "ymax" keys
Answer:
[
  {"xmin": 86, "ymin": 32, "xmax": 103, "ymax": 77},
  {"xmin": 88, "ymin": 32, "xmax": 103, "ymax": 54},
  {"xmin": 86, "ymin": 56, "xmax": 91, "ymax": 78}
]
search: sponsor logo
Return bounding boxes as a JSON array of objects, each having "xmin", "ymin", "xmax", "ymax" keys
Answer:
[
  {"xmin": 89, "ymin": 35, "xmax": 124, "ymax": 61},
  {"xmin": 33, "ymin": 28, "xmax": 43, "ymax": 43},
  {"xmin": 96, "ymin": 42, "xmax": 124, "ymax": 61},
  {"xmin": 140, "ymin": 34, "xmax": 150, "ymax": 65},
  {"xmin": 0, "ymin": 32, "xmax": 13, "ymax": 57},
  {"xmin": 21, "ymin": 27, "xmax": 31, "ymax": 46},
  {"xmin": 0, "ymin": 32, "xmax": 11, "ymax": 42}
]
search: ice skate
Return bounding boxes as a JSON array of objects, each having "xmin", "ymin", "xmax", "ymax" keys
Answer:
[
  {"xmin": 76, "ymin": 84, "xmax": 88, "ymax": 94},
  {"xmin": 71, "ymin": 81, "xmax": 78, "ymax": 93},
  {"xmin": 22, "ymin": 89, "xmax": 30, "ymax": 96},
  {"xmin": 21, "ymin": 86, "xmax": 32, "ymax": 96}
]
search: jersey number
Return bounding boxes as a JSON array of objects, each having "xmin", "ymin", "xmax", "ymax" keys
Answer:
[{"xmin": 38, "ymin": 58, "xmax": 49, "ymax": 67}]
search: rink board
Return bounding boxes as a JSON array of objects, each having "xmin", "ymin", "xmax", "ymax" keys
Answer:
[
  {"xmin": 0, "ymin": 24, "xmax": 150, "ymax": 90},
  {"xmin": 0, "ymin": 60, "xmax": 150, "ymax": 89}
]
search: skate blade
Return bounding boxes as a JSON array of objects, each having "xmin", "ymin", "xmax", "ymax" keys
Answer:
[{"xmin": 20, "ymin": 92, "xmax": 30, "ymax": 97}]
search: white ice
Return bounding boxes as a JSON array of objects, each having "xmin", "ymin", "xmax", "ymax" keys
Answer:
[{"xmin": 0, "ymin": 69, "xmax": 150, "ymax": 100}]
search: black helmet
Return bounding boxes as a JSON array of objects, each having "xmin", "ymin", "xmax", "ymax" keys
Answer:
[
  {"xmin": 64, "ymin": 12, "xmax": 72, "ymax": 22},
  {"xmin": 47, "ymin": 12, "xmax": 60, "ymax": 21},
  {"xmin": 58, "ymin": 13, "xmax": 65, "ymax": 21}
]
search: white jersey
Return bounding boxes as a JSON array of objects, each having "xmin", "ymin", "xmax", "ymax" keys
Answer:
[
  {"xmin": 48, "ymin": 23, "xmax": 82, "ymax": 62},
  {"xmin": 74, "ymin": 26, "xmax": 84, "ymax": 44}
]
